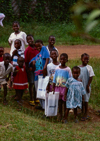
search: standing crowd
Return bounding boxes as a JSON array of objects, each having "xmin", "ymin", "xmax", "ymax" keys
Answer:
[{"xmin": 0, "ymin": 21, "xmax": 95, "ymax": 123}]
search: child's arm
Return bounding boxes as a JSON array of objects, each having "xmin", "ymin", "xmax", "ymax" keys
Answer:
[
  {"xmin": 64, "ymin": 87, "xmax": 68, "ymax": 101},
  {"xmin": 13, "ymin": 68, "xmax": 19, "ymax": 76},
  {"xmin": 52, "ymin": 83, "xmax": 55, "ymax": 93},
  {"xmin": 6, "ymin": 72, "xmax": 11, "ymax": 82},
  {"xmin": 86, "ymin": 76, "xmax": 93, "ymax": 93},
  {"xmin": 43, "ymin": 58, "xmax": 49, "ymax": 77}
]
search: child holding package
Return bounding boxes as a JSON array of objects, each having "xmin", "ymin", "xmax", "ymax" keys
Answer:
[
  {"xmin": 25, "ymin": 35, "xmax": 39, "ymax": 106},
  {"xmin": 29, "ymin": 40, "xmax": 50, "ymax": 109},
  {"xmin": 46, "ymin": 35, "xmax": 58, "ymax": 62},
  {"xmin": 52, "ymin": 53, "xmax": 72, "ymax": 121},
  {"xmin": 13, "ymin": 57, "xmax": 28, "ymax": 102},
  {"xmin": 63, "ymin": 66, "xmax": 86, "ymax": 123},
  {"xmin": 47, "ymin": 49, "xmax": 60, "ymax": 92},
  {"xmin": 0, "ymin": 53, "xmax": 13, "ymax": 104},
  {"xmin": 79, "ymin": 53, "xmax": 95, "ymax": 121}
]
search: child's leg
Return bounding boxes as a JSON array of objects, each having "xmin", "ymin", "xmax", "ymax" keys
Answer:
[
  {"xmin": 84, "ymin": 102, "xmax": 88, "ymax": 117},
  {"xmin": 64, "ymin": 108, "xmax": 69, "ymax": 120},
  {"xmin": 29, "ymin": 83, "xmax": 34, "ymax": 101},
  {"xmin": 58, "ymin": 99, "xmax": 63, "ymax": 119},
  {"xmin": 3, "ymin": 84, "xmax": 7, "ymax": 103},
  {"xmin": 74, "ymin": 108, "xmax": 77, "ymax": 119}
]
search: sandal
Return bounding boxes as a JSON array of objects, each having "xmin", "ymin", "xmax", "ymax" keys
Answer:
[
  {"xmin": 35, "ymin": 99, "xmax": 40, "ymax": 103},
  {"xmin": 29, "ymin": 101, "xmax": 35, "ymax": 106}
]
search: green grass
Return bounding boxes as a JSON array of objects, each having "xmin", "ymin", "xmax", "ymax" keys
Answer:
[
  {"xmin": 1, "ymin": 21, "xmax": 100, "ymax": 47},
  {"xmin": 0, "ymin": 58, "xmax": 100, "ymax": 140}
]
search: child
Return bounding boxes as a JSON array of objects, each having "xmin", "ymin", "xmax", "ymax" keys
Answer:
[
  {"xmin": 0, "ymin": 47, "xmax": 4, "ymax": 62},
  {"xmin": 52, "ymin": 53, "xmax": 72, "ymax": 121},
  {"xmin": 0, "ymin": 53, "xmax": 13, "ymax": 104},
  {"xmin": 13, "ymin": 57, "xmax": 28, "ymax": 102},
  {"xmin": 29, "ymin": 40, "xmax": 50, "ymax": 109},
  {"xmin": 8, "ymin": 21, "xmax": 28, "ymax": 56},
  {"xmin": 25, "ymin": 35, "xmax": 39, "ymax": 106},
  {"xmin": 79, "ymin": 53, "xmax": 95, "ymax": 121},
  {"xmin": 47, "ymin": 49, "xmax": 60, "ymax": 92},
  {"xmin": 12, "ymin": 39, "xmax": 24, "ymax": 70},
  {"xmin": 46, "ymin": 35, "xmax": 58, "ymax": 62},
  {"xmin": 63, "ymin": 66, "xmax": 86, "ymax": 123}
]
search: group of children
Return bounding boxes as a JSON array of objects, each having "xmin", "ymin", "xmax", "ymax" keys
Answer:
[{"xmin": 0, "ymin": 21, "xmax": 95, "ymax": 123}]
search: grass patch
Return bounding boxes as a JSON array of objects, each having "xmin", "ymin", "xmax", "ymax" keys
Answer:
[
  {"xmin": 1, "ymin": 21, "xmax": 100, "ymax": 47},
  {"xmin": 0, "ymin": 58, "xmax": 100, "ymax": 140}
]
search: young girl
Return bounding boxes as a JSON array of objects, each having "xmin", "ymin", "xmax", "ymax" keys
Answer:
[
  {"xmin": 46, "ymin": 35, "xmax": 58, "ymax": 62},
  {"xmin": 47, "ymin": 49, "xmax": 60, "ymax": 92},
  {"xmin": 8, "ymin": 21, "xmax": 28, "ymax": 56},
  {"xmin": 13, "ymin": 57, "xmax": 28, "ymax": 102},
  {"xmin": 52, "ymin": 53, "xmax": 72, "ymax": 121},
  {"xmin": 29, "ymin": 40, "xmax": 50, "ymax": 109},
  {"xmin": 63, "ymin": 66, "xmax": 86, "ymax": 123},
  {"xmin": 79, "ymin": 53, "xmax": 95, "ymax": 121}
]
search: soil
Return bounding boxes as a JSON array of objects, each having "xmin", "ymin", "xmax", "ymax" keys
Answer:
[
  {"xmin": 5, "ymin": 45, "xmax": 100, "ymax": 122},
  {"xmin": 5, "ymin": 45, "xmax": 100, "ymax": 59}
]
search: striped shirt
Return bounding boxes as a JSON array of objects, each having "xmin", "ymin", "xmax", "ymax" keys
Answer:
[{"xmin": 12, "ymin": 49, "xmax": 24, "ymax": 69}]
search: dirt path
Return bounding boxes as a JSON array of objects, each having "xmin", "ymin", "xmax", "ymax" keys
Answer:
[{"xmin": 5, "ymin": 45, "xmax": 100, "ymax": 59}]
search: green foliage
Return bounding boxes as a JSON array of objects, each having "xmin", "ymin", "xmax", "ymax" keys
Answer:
[{"xmin": 0, "ymin": 0, "xmax": 77, "ymax": 22}]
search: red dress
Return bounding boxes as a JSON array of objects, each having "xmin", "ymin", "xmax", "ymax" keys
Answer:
[{"xmin": 13, "ymin": 66, "xmax": 28, "ymax": 89}]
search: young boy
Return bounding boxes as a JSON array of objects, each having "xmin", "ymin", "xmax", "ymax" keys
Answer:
[
  {"xmin": 47, "ymin": 49, "xmax": 60, "ymax": 92},
  {"xmin": 25, "ymin": 35, "xmax": 39, "ymax": 106},
  {"xmin": 46, "ymin": 35, "xmax": 58, "ymax": 62},
  {"xmin": 29, "ymin": 40, "xmax": 50, "ymax": 109},
  {"xmin": 0, "ymin": 53, "xmax": 13, "ymax": 104}
]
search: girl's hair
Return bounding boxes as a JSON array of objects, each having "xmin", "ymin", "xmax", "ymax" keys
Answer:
[
  {"xmin": 49, "ymin": 35, "xmax": 55, "ymax": 39},
  {"xmin": 72, "ymin": 66, "xmax": 80, "ymax": 72},
  {"xmin": 14, "ymin": 39, "xmax": 21, "ymax": 46},
  {"xmin": 13, "ymin": 21, "xmax": 19, "ymax": 26},
  {"xmin": 50, "ymin": 49, "xmax": 58, "ymax": 54},
  {"xmin": 35, "ymin": 39, "xmax": 43, "ymax": 45},
  {"xmin": 81, "ymin": 53, "xmax": 89, "ymax": 59},
  {"xmin": 60, "ymin": 53, "xmax": 68, "ymax": 59},
  {"xmin": 26, "ymin": 34, "xmax": 34, "ymax": 40}
]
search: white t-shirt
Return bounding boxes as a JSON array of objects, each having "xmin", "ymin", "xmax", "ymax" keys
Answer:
[
  {"xmin": 86, "ymin": 65, "xmax": 95, "ymax": 77},
  {"xmin": 0, "ymin": 61, "xmax": 13, "ymax": 84},
  {"xmin": 47, "ymin": 62, "xmax": 60, "ymax": 84},
  {"xmin": 8, "ymin": 31, "xmax": 28, "ymax": 56}
]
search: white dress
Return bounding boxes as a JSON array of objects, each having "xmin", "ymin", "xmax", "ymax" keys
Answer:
[{"xmin": 8, "ymin": 31, "xmax": 28, "ymax": 56}]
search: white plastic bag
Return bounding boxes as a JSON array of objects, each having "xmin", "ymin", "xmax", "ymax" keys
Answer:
[
  {"xmin": 45, "ymin": 92, "xmax": 59, "ymax": 117},
  {"xmin": 0, "ymin": 13, "xmax": 5, "ymax": 27},
  {"xmin": 37, "ymin": 75, "xmax": 49, "ymax": 99}
]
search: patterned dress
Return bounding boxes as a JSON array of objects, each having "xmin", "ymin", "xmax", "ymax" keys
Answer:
[{"xmin": 65, "ymin": 78, "xmax": 86, "ymax": 109}]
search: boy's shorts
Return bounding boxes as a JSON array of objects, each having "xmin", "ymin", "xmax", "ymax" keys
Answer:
[
  {"xmin": 55, "ymin": 86, "xmax": 66, "ymax": 101},
  {"xmin": 0, "ymin": 79, "xmax": 7, "ymax": 85},
  {"xmin": 27, "ymin": 71, "xmax": 34, "ymax": 84}
]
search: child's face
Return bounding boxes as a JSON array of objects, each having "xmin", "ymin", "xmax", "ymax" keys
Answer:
[
  {"xmin": 72, "ymin": 69, "xmax": 80, "ymax": 79},
  {"xmin": 49, "ymin": 37, "xmax": 55, "ymax": 46},
  {"xmin": 14, "ymin": 41, "xmax": 21, "ymax": 50},
  {"xmin": 60, "ymin": 55, "xmax": 68, "ymax": 66},
  {"xmin": 35, "ymin": 42, "xmax": 42, "ymax": 52},
  {"xmin": 50, "ymin": 50, "xmax": 58, "ymax": 60},
  {"xmin": 0, "ymin": 48, "xmax": 4, "ymax": 56},
  {"xmin": 81, "ymin": 55, "xmax": 89, "ymax": 66},
  {"xmin": 18, "ymin": 58, "xmax": 24, "ymax": 68},
  {"xmin": 4, "ymin": 55, "xmax": 11, "ymax": 65},
  {"xmin": 27, "ymin": 36, "xmax": 34, "ymax": 46},
  {"xmin": 13, "ymin": 23, "xmax": 19, "ymax": 32}
]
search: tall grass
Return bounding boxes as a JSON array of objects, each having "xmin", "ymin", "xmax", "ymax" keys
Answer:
[{"xmin": 1, "ymin": 21, "xmax": 100, "ymax": 47}]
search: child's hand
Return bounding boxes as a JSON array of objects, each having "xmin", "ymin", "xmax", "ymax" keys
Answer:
[
  {"xmin": 32, "ymin": 60, "xmax": 36, "ymax": 66},
  {"xmin": 86, "ymin": 85, "xmax": 90, "ymax": 93},
  {"xmin": 29, "ymin": 67, "xmax": 33, "ymax": 71},
  {"xmin": 12, "ymin": 50, "xmax": 18, "ymax": 56},
  {"xmin": 43, "ymin": 67, "xmax": 47, "ymax": 77}
]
